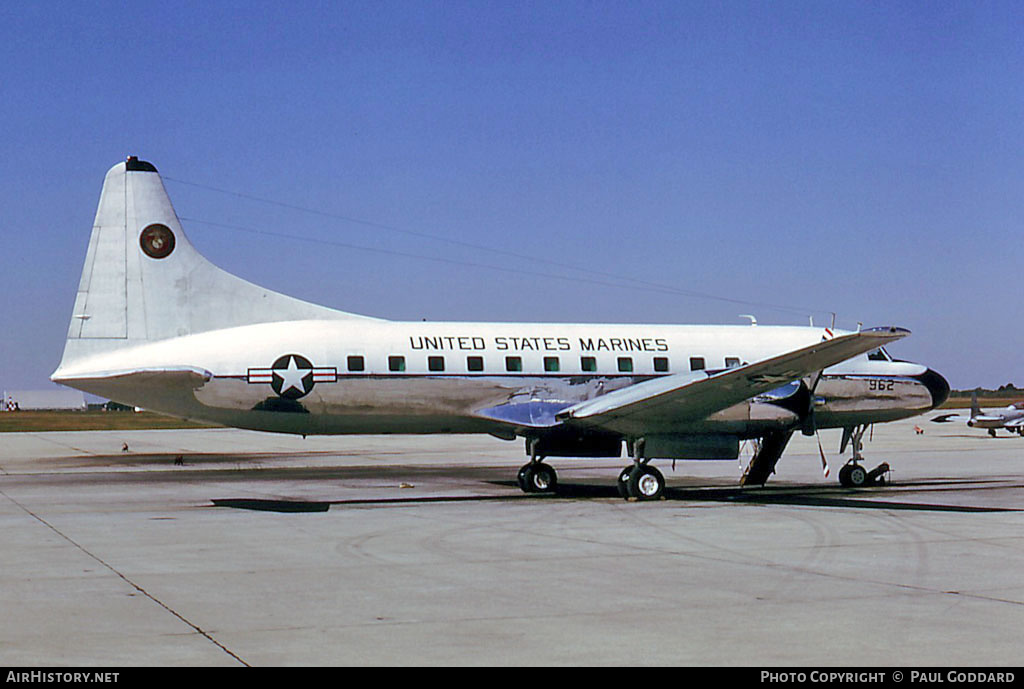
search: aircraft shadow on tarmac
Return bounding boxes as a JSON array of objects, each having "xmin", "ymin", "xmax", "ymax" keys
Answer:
[
  {"xmin": 211, "ymin": 477, "xmax": 1020, "ymax": 514},
  {"xmin": 45, "ymin": 450, "xmax": 1020, "ymax": 514}
]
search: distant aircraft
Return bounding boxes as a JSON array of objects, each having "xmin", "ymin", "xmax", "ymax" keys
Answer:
[
  {"xmin": 932, "ymin": 391, "xmax": 1024, "ymax": 437},
  {"xmin": 51, "ymin": 158, "xmax": 950, "ymax": 498}
]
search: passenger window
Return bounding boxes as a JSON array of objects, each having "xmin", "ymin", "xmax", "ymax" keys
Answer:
[
  {"xmin": 617, "ymin": 357, "xmax": 633, "ymax": 373},
  {"xmin": 347, "ymin": 355, "xmax": 365, "ymax": 372},
  {"xmin": 544, "ymin": 357, "xmax": 560, "ymax": 372},
  {"xmin": 581, "ymin": 356, "xmax": 597, "ymax": 372},
  {"xmin": 467, "ymin": 356, "xmax": 484, "ymax": 371},
  {"xmin": 505, "ymin": 356, "xmax": 522, "ymax": 372},
  {"xmin": 653, "ymin": 357, "xmax": 669, "ymax": 372},
  {"xmin": 388, "ymin": 355, "xmax": 405, "ymax": 372},
  {"xmin": 690, "ymin": 357, "xmax": 705, "ymax": 371},
  {"xmin": 725, "ymin": 357, "xmax": 741, "ymax": 369},
  {"xmin": 428, "ymin": 356, "xmax": 445, "ymax": 372}
]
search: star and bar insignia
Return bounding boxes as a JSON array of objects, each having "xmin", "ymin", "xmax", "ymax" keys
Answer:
[
  {"xmin": 248, "ymin": 354, "xmax": 337, "ymax": 399},
  {"xmin": 747, "ymin": 372, "xmax": 800, "ymax": 386}
]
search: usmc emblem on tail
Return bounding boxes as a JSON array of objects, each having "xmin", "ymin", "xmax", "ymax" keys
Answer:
[
  {"xmin": 140, "ymin": 223, "xmax": 176, "ymax": 259},
  {"xmin": 248, "ymin": 354, "xmax": 337, "ymax": 399}
]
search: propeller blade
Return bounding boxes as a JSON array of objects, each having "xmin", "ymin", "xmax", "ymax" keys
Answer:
[{"xmin": 816, "ymin": 432, "xmax": 830, "ymax": 478}]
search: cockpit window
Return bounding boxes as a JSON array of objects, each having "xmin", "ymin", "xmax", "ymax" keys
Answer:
[{"xmin": 867, "ymin": 347, "xmax": 891, "ymax": 361}]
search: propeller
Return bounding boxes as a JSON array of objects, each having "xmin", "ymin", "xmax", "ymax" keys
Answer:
[
  {"xmin": 801, "ymin": 370, "xmax": 830, "ymax": 478},
  {"xmin": 800, "ymin": 370, "xmax": 825, "ymax": 437},
  {"xmin": 816, "ymin": 432, "xmax": 830, "ymax": 477}
]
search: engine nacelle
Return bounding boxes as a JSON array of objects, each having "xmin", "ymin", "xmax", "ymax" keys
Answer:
[
  {"xmin": 639, "ymin": 434, "xmax": 740, "ymax": 460},
  {"xmin": 530, "ymin": 431, "xmax": 623, "ymax": 458}
]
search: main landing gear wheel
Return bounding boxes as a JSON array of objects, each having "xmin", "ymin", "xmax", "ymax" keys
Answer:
[
  {"xmin": 616, "ymin": 466, "xmax": 633, "ymax": 498},
  {"xmin": 621, "ymin": 464, "xmax": 665, "ymax": 501},
  {"xmin": 518, "ymin": 462, "xmax": 558, "ymax": 494}
]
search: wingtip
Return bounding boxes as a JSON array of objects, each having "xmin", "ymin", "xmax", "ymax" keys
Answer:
[{"xmin": 861, "ymin": 326, "xmax": 911, "ymax": 338}]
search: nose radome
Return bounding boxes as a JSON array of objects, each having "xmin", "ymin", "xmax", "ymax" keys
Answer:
[{"xmin": 917, "ymin": 368, "xmax": 950, "ymax": 409}]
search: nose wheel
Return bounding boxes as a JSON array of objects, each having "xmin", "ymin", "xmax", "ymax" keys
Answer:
[
  {"xmin": 838, "ymin": 425, "xmax": 890, "ymax": 487},
  {"xmin": 839, "ymin": 462, "xmax": 867, "ymax": 487},
  {"xmin": 838, "ymin": 461, "xmax": 890, "ymax": 487}
]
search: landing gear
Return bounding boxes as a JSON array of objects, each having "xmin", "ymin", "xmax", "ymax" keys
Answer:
[
  {"xmin": 616, "ymin": 466, "xmax": 633, "ymax": 498},
  {"xmin": 630, "ymin": 464, "xmax": 665, "ymax": 500},
  {"xmin": 516, "ymin": 435, "xmax": 665, "ymax": 500},
  {"xmin": 617, "ymin": 438, "xmax": 666, "ymax": 501},
  {"xmin": 838, "ymin": 462, "xmax": 867, "ymax": 487},
  {"xmin": 838, "ymin": 461, "xmax": 891, "ymax": 487},
  {"xmin": 838, "ymin": 425, "xmax": 890, "ymax": 487},
  {"xmin": 616, "ymin": 463, "xmax": 665, "ymax": 500},
  {"xmin": 517, "ymin": 438, "xmax": 558, "ymax": 494},
  {"xmin": 518, "ymin": 461, "xmax": 558, "ymax": 493}
]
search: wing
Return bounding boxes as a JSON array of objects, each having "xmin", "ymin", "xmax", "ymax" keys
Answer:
[{"xmin": 556, "ymin": 327, "xmax": 909, "ymax": 436}]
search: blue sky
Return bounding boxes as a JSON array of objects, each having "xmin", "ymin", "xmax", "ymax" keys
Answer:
[{"xmin": 1, "ymin": 1, "xmax": 1022, "ymax": 392}]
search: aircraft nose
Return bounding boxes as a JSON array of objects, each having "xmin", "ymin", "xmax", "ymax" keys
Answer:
[{"xmin": 917, "ymin": 368, "xmax": 950, "ymax": 409}]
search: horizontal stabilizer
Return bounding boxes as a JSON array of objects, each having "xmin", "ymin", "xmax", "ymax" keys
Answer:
[{"xmin": 52, "ymin": 367, "xmax": 212, "ymax": 413}]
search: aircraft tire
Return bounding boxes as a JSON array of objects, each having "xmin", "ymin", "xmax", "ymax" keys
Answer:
[
  {"xmin": 616, "ymin": 466, "xmax": 633, "ymax": 498},
  {"xmin": 627, "ymin": 465, "xmax": 665, "ymax": 501},
  {"xmin": 520, "ymin": 462, "xmax": 557, "ymax": 494},
  {"xmin": 839, "ymin": 463, "xmax": 867, "ymax": 488},
  {"xmin": 517, "ymin": 464, "xmax": 530, "ymax": 492}
]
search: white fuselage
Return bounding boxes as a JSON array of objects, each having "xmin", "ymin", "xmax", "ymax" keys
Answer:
[{"xmin": 55, "ymin": 319, "xmax": 940, "ymax": 439}]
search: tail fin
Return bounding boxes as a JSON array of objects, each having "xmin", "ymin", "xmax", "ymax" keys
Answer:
[
  {"xmin": 55, "ymin": 157, "xmax": 374, "ymax": 374},
  {"xmin": 971, "ymin": 390, "xmax": 981, "ymax": 418}
]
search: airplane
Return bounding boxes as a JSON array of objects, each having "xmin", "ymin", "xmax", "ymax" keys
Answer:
[
  {"xmin": 932, "ymin": 391, "xmax": 1024, "ymax": 437},
  {"xmin": 51, "ymin": 157, "xmax": 950, "ymax": 499}
]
